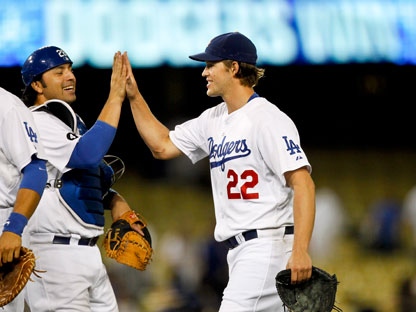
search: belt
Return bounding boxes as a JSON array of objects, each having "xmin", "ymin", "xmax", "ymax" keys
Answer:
[
  {"xmin": 52, "ymin": 235, "xmax": 99, "ymax": 246},
  {"xmin": 226, "ymin": 226, "xmax": 294, "ymax": 250}
]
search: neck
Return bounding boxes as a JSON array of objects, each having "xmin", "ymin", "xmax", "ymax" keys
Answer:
[{"xmin": 224, "ymin": 88, "xmax": 257, "ymax": 114}]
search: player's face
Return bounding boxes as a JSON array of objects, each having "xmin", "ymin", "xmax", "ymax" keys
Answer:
[
  {"xmin": 202, "ymin": 61, "xmax": 234, "ymax": 98},
  {"xmin": 39, "ymin": 64, "xmax": 76, "ymax": 104}
]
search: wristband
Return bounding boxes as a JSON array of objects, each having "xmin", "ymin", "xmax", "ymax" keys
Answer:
[{"xmin": 3, "ymin": 212, "xmax": 28, "ymax": 236}]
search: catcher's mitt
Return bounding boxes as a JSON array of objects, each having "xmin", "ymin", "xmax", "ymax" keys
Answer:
[
  {"xmin": 0, "ymin": 247, "xmax": 42, "ymax": 307},
  {"xmin": 104, "ymin": 210, "xmax": 153, "ymax": 271},
  {"xmin": 275, "ymin": 266, "xmax": 342, "ymax": 312}
]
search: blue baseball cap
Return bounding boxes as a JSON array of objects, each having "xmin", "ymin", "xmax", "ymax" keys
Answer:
[
  {"xmin": 189, "ymin": 32, "xmax": 257, "ymax": 65},
  {"xmin": 22, "ymin": 46, "xmax": 73, "ymax": 86}
]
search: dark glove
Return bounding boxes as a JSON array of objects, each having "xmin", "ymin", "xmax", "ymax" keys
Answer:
[{"xmin": 275, "ymin": 266, "xmax": 342, "ymax": 312}]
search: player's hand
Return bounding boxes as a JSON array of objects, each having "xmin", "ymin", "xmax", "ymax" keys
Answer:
[
  {"xmin": 107, "ymin": 51, "xmax": 127, "ymax": 105},
  {"xmin": 286, "ymin": 249, "xmax": 312, "ymax": 284},
  {"xmin": 124, "ymin": 52, "xmax": 141, "ymax": 101},
  {"xmin": 0, "ymin": 232, "xmax": 22, "ymax": 266}
]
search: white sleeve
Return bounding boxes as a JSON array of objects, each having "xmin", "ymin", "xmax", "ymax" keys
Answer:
[
  {"xmin": 32, "ymin": 112, "xmax": 80, "ymax": 172},
  {"xmin": 2, "ymin": 104, "xmax": 45, "ymax": 171},
  {"xmin": 258, "ymin": 111, "xmax": 311, "ymax": 182},
  {"xmin": 169, "ymin": 116, "xmax": 209, "ymax": 164}
]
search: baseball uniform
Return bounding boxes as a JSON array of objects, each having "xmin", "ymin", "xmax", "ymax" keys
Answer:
[
  {"xmin": 170, "ymin": 95, "xmax": 311, "ymax": 311},
  {"xmin": 23, "ymin": 100, "xmax": 118, "ymax": 312},
  {"xmin": 0, "ymin": 87, "xmax": 46, "ymax": 311}
]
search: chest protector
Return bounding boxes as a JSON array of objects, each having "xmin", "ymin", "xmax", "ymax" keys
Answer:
[{"xmin": 32, "ymin": 99, "xmax": 112, "ymax": 227}]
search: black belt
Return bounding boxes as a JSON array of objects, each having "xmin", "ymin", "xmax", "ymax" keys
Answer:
[
  {"xmin": 226, "ymin": 226, "xmax": 294, "ymax": 250},
  {"xmin": 52, "ymin": 235, "xmax": 99, "ymax": 246}
]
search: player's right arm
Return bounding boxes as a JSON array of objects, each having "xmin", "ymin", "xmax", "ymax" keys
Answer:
[
  {"xmin": 96, "ymin": 51, "xmax": 127, "ymax": 128},
  {"xmin": 67, "ymin": 52, "xmax": 128, "ymax": 169},
  {"xmin": 125, "ymin": 53, "xmax": 182, "ymax": 160},
  {"xmin": 284, "ymin": 166, "xmax": 315, "ymax": 283}
]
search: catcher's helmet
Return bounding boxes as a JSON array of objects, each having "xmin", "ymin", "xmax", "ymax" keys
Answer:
[{"xmin": 21, "ymin": 46, "xmax": 73, "ymax": 86}]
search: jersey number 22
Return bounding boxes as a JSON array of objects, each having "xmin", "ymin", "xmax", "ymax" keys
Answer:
[{"xmin": 227, "ymin": 169, "xmax": 259, "ymax": 200}]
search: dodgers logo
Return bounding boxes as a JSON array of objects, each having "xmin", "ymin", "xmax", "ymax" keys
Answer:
[
  {"xmin": 208, "ymin": 136, "xmax": 251, "ymax": 171},
  {"xmin": 56, "ymin": 48, "xmax": 70, "ymax": 61},
  {"xmin": 282, "ymin": 136, "xmax": 303, "ymax": 160},
  {"xmin": 24, "ymin": 121, "xmax": 38, "ymax": 143}
]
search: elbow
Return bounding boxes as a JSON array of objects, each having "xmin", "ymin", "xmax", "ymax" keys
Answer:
[
  {"xmin": 148, "ymin": 137, "xmax": 179, "ymax": 160},
  {"xmin": 152, "ymin": 152, "xmax": 162, "ymax": 160},
  {"xmin": 151, "ymin": 145, "xmax": 179, "ymax": 160},
  {"xmin": 151, "ymin": 151, "xmax": 170, "ymax": 160}
]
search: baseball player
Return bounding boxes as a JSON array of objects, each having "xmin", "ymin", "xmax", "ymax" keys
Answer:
[
  {"xmin": 20, "ymin": 47, "xmax": 143, "ymax": 311},
  {"xmin": 125, "ymin": 32, "xmax": 316, "ymax": 311},
  {"xmin": 0, "ymin": 86, "xmax": 47, "ymax": 311}
]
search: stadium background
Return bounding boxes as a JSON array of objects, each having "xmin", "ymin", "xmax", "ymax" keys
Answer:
[{"xmin": 1, "ymin": 63, "xmax": 415, "ymax": 312}]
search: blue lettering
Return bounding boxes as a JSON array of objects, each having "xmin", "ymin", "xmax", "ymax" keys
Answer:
[
  {"xmin": 282, "ymin": 136, "xmax": 301, "ymax": 155},
  {"xmin": 208, "ymin": 136, "xmax": 251, "ymax": 171},
  {"xmin": 24, "ymin": 122, "xmax": 38, "ymax": 143}
]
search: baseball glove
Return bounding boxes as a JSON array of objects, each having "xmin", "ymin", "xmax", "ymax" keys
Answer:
[
  {"xmin": 0, "ymin": 247, "xmax": 43, "ymax": 307},
  {"xmin": 104, "ymin": 210, "xmax": 153, "ymax": 271},
  {"xmin": 275, "ymin": 266, "xmax": 342, "ymax": 312}
]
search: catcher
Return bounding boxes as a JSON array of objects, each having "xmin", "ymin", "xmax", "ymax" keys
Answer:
[{"xmin": 20, "ymin": 47, "xmax": 150, "ymax": 311}]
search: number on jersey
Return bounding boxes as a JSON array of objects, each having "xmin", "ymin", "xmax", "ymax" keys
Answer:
[{"xmin": 227, "ymin": 169, "xmax": 259, "ymax": 199}]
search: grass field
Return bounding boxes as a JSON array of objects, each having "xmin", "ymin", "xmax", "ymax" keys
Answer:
[{"xmin": 107, "ymin": 149, "xmax": 416, "ymax": 312}]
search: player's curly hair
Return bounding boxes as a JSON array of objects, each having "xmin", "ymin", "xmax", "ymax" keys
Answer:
[
  {"xmin": 223, "ymin": 60, "xmax": 265, "ymax": 87},
  {"xmin": 21, "ymin": 75, "xmax": 43, "ymax": 107}
]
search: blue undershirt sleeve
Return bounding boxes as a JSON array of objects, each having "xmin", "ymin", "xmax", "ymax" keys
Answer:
[
  {"xmin": 67, "ymin": 120, "xmax": 116, "ymax": 168},
  {"xmin": 20, "ymin": 157, "xmax": 48, "ymax": 197}
]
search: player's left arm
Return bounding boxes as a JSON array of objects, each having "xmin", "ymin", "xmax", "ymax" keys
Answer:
[
  {"xmin": 284, "ymin": 166, "xmax": 315, "ymax": 284},
  {"xmin": 107, "ymin": 192, "xmax": 144, "ymax": 235}
]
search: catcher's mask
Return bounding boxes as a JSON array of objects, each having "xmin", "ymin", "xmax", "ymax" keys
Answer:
[{"xmin": 21, "ymin": 46, "xmax": 73, "ymax": 87}]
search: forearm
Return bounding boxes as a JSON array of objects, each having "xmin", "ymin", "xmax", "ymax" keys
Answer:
[
  {"xmin": 125, "ymin": 53, "xmax": 181, "ymax": 159},
  {"xmin": 97, "ymin": 99, "xmax": 123, "ymax": 128},
  {"xmin": 109, "ymin": 193, "xmax": 132, "ymax": 221},
  {"xmin": 129, "ymin": 93, "xmax": 179, "ymax": 159},
  {"xmin": 4, "ymin": 188, "xmax": 41, "ymax": 237},
  {"xmin": 292, "ymin": 187, "xmax": 315, "ymax": 253},
  {"xmin": 14, "ymin": 157, "xmax": 47, "ymax": 219},
  {"xmin": 13, "ymin": 188, "xmax": 42, "ymax": 219},
  {"xmin": 288, "ymin": 168, "xmax": 316, "ymax": 253}
]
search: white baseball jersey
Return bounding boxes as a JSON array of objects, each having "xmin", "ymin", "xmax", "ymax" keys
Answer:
[
  {"xmin": 0, "ymin": 87, "xmax": 45, "ymax": 312},
  {"xmin": 0, "ymin": 87, "xmax": 45, "ymax": 208},
  {"xmin": 26, "ymin": 101, "xmax": 103, "ymax": 237},
  {"xmin": 170, "ymin": 96, "xmax": 311, "ymax": 242}
]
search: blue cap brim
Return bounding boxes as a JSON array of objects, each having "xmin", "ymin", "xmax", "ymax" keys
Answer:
[{"xmin": 189, "ymin": 52, "xmax": 224, "ymax": 62}]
